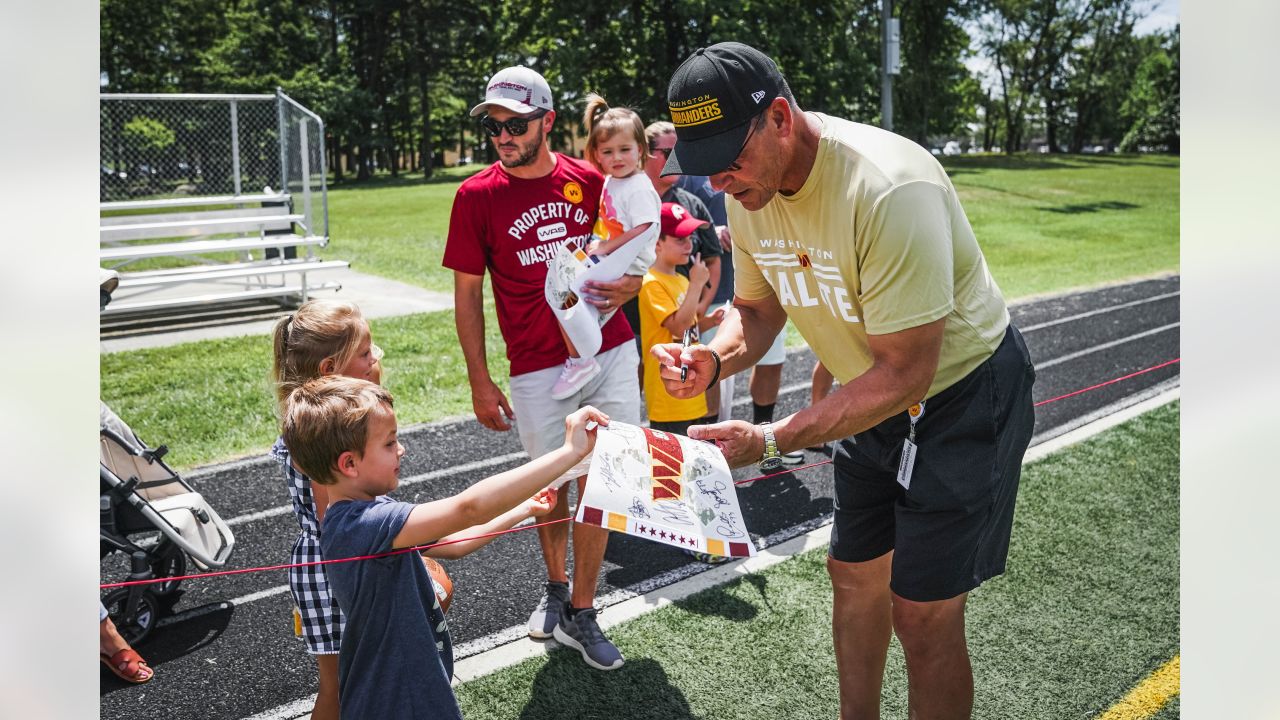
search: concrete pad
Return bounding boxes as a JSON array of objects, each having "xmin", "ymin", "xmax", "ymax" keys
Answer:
[{"xmin": 100, "ymin": 267, "xmax": 453, "ymax": 353}]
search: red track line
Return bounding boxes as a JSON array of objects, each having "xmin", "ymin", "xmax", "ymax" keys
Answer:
[{"xmin": 100, "ymin": 358, "xmax": 1181, "ymax": 590}]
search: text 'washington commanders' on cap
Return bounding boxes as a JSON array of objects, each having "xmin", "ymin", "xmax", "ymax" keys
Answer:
[
  {"xmin": 662, "ymin": 42, "xmax": 783, "ymax": 177},
  {"xmin": 470, "ymin": 66, "xmax": 554, "ymax": 117}
]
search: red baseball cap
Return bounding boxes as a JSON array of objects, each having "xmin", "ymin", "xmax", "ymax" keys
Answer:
[{"xmin": 660, "ymin": 202, "xmax": 710, "ymax": 238}]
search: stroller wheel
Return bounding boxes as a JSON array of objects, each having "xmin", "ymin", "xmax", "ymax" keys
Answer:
[
  {"xmin": 149, "ymin": 539, "xmax": 188, "ymax": 597},
  {"xmin": 101, "ymin": 588, "xmax": 160, "ymax": 646}
]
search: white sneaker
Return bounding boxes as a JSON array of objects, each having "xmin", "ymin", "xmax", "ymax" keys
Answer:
[{"xmin": 550, "ymin": 358, "xmax": 600, "ymax": 400}]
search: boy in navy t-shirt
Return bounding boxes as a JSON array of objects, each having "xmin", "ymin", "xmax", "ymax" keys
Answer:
[{"xmin": 282, "ymin": 376, "xmax": 608, "ymax": 718}]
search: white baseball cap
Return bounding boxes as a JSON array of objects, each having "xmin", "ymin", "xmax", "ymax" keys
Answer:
[{"xmin": 469, "ymin": 66, "xmax": 554, "ymax": 117}]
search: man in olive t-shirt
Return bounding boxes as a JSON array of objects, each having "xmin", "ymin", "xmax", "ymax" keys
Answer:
[{"xmin": 652, "ymin": 43, "xmax": 1036, "ymax": 720}]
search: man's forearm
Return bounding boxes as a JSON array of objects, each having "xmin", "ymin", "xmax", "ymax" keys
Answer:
[
  {"xmin": 772, "ymin": 318, "xmax": 945, "ymax": 452},
  {"xmin": 709, "ymin": 299, "xmax": 786, "ymax": 381},
  {"xmin": 773, "ymin": 364, "xmax": 918, "ymax": 453},
  {"xmin": 454, "ymin": 284, "xmax": 492, "ymax": 386}
]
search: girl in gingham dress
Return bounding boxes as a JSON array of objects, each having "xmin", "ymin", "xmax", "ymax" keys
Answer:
[{"xmin": 271, "ymin": 299, "xmax": 384, "ymax": 720}]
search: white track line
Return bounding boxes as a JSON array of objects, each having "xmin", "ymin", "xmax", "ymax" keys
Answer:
[
  {"xmin": 221, "ymin": 328, "xmax": 1175, "ymax": 530},
  {"xmin": 1019, "ymin": 291, "xmax": 1180, "ymax": 332},
  {"xmin": 243, "ymin": 387, "xmax": 1181, "ymax": 720},
  {"xmin": 156, "ymin": 585, "xmax": 293, "ymax": 628},
  {"xmin": 1035, "ymin": 322, "xmax": 1180, "ymax": 370},
  {"xmin": 226, "ymin": 451, "xmax": 528, "ymax": 527},
  {"xmin": 209, "ymin": 377, "xmax": 1182, "ymax": 626}
]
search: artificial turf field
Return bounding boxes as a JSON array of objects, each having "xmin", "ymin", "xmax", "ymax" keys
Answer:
[{"xmin": 453, "ymin": 402, "xmax": 1180, "ymax": 720}]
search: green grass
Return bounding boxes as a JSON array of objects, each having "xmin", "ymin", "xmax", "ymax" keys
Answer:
[
  {"xmin": 100, "ymin": 305, "xmax": 512, "ymax": 469},
  {"xmin": 101, "ymin": 154, "xmax": 1179, "ymax": 470},
  {"xmin": 324, "ymin": 165, "xmax": 486, "ymax": 293},
  {"xmin": 454, "ymin": 402, "xmax": 1180, "ymax": 719},
  {"xmin": 941, "ymin": 154, "xmax": 1179, "ymax": 299},
  {"xmin": 317, "ymin": 155, "xmax": 1179, "ymax": 300}
]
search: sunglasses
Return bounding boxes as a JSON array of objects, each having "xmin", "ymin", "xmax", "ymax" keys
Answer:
[
  {"xmin": 648, "ymin": 145, "xmax": 674, "ymax": 159},
  {"xmin": 480, "ymin": 108, "xmax": 548, "ymax": 138},
  {"xmin": 721, "ymin": 114, "xmax": 765, "ymax": 173}
]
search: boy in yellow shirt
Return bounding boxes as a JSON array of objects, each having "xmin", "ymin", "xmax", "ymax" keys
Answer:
[{"xmin": 640, "ymin": 202, "xmax": 712, "ymax": 435}]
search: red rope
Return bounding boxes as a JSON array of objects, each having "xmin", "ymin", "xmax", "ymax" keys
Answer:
[
  {"xmin": 100, "ymin": 357, "xmax": 1180, "ymax": 590},
  {"xmin": 99, "ymin": 517, "xmax": 575, "ymax": 590},
  {"xmin": 1034, "ymin": 358, "xmax": 1179, "ymax": 407}
]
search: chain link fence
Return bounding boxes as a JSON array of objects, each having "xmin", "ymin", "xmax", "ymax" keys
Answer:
[{"xmin": 100, "ymin": 90, "xmax": 327, "ymax": 238}]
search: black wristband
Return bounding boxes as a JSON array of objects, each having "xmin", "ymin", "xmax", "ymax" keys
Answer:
[{"xmin": 705, "ymin": 347, "xmax": 722, "ymax": 388}]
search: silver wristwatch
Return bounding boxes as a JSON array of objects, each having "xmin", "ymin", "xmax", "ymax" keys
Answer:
[{"xmin": 758, "ymin": 421, "xmax": 784, "ymax": 472}]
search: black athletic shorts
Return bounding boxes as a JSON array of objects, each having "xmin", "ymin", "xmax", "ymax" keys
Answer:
[{"xmin": 829, "ymin": 324, "xmax": 1036, "ymax": 602}]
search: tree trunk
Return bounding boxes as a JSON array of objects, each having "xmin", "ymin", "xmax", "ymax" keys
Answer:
[
  {"xmin": 1045, "ymin": 88, "xmax": 1058, "ymax": 153},
  {"xmin": 356, "ymin": 143, "xmax": 370, "ymax": 180},
  {"xmin": 331, "ymin": 135, "xmax": 343, "ymax": 182},
  {"xmin": 413, "ymin": 3, "xmax": 435, "ymax": 181}
]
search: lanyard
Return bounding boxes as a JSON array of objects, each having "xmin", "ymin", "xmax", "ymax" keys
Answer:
[{"xmin": 906, "ymin": 400, "xmax": 926, "ymax": 443}]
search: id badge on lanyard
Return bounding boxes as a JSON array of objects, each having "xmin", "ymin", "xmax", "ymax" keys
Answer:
[{"xmin": 896, "ymin": 401, "xmax": 926, "ymax": 490}]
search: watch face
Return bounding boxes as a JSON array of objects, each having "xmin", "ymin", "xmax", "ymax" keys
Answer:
[{"xmin": 759, "ymin": 457, "xmax": 785, "ymax": 473}]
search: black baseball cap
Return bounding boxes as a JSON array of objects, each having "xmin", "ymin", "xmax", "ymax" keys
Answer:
[{"xmin": 661, "ymin": 42, "xmax": 784, "ymax": 177}]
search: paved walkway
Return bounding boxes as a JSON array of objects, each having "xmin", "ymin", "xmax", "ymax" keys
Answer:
[{"xmin": 100, "ymin": 268, "xmax": 453, "ymax": 353}]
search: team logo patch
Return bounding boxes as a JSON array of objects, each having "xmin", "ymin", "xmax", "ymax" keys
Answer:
[
  {"xmin": 643, "ymin": 428, "xmax": 685, "ymax": 502},
  {"xmin": 563, "ymin": 181, "xmax": 583, "ymax": 204},
  {"xmin": 669, "ymin": 98, "xmax": 723, "ymax": 128}
]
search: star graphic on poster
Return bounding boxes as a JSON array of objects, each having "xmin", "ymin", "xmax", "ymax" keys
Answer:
[{"xmin": 659, "ymin": 530, "xmax": 668, "ymax": 540}]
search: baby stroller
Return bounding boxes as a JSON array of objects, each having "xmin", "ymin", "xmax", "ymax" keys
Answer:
[{"xmin": 100, "ymin": 402, "xmax": 236, "ymax": 644}]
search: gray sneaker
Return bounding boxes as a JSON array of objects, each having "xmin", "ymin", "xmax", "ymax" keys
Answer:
[
  {"xmin": 553, "ymin": 607, "xmax": 624, "ymax": 670},
  {"xmin": 527, "ymin": 581, "xmax": 570, "ymax": 639}
]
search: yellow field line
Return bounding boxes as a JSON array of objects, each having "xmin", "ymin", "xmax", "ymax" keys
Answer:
[{"xmin": 1096, "ymin": 655, "xmax": 1180, "ymax": 720}]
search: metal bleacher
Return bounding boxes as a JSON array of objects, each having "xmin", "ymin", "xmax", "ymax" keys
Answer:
[{"xmin": 100, "ymin": 92, "xmax": 346, "ymax": 317}]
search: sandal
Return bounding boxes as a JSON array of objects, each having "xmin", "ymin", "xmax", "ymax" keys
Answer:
[{"xmin": 101, "ymin": 648, "xmax": 154, "ymax": 684}]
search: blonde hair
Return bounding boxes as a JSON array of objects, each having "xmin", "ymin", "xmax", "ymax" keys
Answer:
[
  {"xmin": 281, "ymin": 376, "xmax": 395, "ymax": 485},
  {"xmin": 271, "ymin": 299, "xmax": 369, "ymax": 412},
  {"xmin": 582, "ymin": 93, "xmax": 648, "ymax": 174},
  {"xmin": 644, "ymin": 120, "xmax": 674, "ymax": 147}
]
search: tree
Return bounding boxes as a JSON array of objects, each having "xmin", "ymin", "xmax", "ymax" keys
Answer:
[
  {"xmin": 101, "ymin": 0, "xmax": 229, "ymax": 92},
  {"xmin": 1119, "ymin": 25, "xmax": 1178, "ymax": 153},
  {"xmin": 896, "ymin": 0, "xmax": 982, "ymax": 147},
  {"xmin": 979, "ymin": 0, "xmax": 1104, "ymax": 153},
  {"xmin": 1059, "ymin": 0, "xmax": 1140, "ymax": 151}
]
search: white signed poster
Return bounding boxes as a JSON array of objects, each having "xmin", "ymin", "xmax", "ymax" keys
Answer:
[
  {"xmin": 543, "ymin": 235, "xmax": 647, "ymax": 360},
  {"xmin": 574, "ymin": 422, "xmax": 756, "ymax": 559}
]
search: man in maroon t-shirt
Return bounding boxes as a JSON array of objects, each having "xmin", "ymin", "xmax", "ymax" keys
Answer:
[{"xmin": 443, "ymin": 66, "xmax": 643, "ymax": 671}]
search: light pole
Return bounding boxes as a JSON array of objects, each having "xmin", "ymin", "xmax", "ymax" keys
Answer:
[{"xmin": 882, "ymin": 0, "xmax": 900, "ymax": 132}]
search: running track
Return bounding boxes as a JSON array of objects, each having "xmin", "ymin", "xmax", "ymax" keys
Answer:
[{"xmin": 99, "ymin": 275, "xmax": 1181, "ymax": 720}]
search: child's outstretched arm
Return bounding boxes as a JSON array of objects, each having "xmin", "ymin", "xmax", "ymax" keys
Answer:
[
  {"xmin": 392, "ymin": 407, "xmax": 608, "ymax": 549},
  {"xmin": 592, "ymin": 221, "xmax": 653, "ymax": 256},
  {"xmin": 423, "ymin": 488, "xmax": 557, "ymax": 559}
]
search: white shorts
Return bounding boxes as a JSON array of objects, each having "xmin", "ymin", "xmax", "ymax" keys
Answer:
[
  {"xmin": 758, "ymin": 329, "xmax": 787, "ymax": 365},
  {"xmin": 702, "ymin": 324, "xmax": 786, "ymax": 365},
  {"xmin": 510, "ymin": 342, "xmax": 641, "ymax": 466}
]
